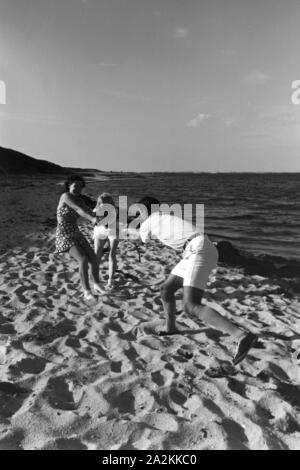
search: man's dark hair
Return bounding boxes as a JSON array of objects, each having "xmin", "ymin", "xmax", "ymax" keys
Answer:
[
  {"xmin": 64, "ymin": 174, "xmax": 85, "ymax": 192},
  {"xmin": 137, "ymin": 196, "xmax": 160, "ymax": 216}
]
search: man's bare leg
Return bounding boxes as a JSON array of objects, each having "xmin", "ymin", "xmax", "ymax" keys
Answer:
[
  {"xmin": 160, "ymin": 274, "xmax": 183, "ymax": 333},
  {"xmin": 183, "ymin": 286, "xmax": 244, "ymax": 337},
  {"xmin": 183, "ymin": 286, "xmax": 257, "ymax": 364}
]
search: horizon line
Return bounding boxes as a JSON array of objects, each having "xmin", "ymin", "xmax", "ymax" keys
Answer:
[{"xmin": 1, "ymin": 145, "xmax": 299, "ymax": 175}]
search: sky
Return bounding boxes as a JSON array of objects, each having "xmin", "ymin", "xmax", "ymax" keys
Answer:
[{"xmin": 0, "ymin": 0, "xmax": 300, "ymax": 172}]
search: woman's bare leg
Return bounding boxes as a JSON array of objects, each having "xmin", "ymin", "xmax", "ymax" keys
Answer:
[
  {"xmin": 94, "ymin": 237, "xmax": 106, "ymax": 266},
  {"xmin": 69, "ymin": 244, "xmax": 91, "ymax": 295},
  {"xmin": 80, "ymin": 237, "xmax": 105, "ymax": 293},
  {"xmin": 107, "ymin": 238, "xmax": 119, "ymax": 288}
]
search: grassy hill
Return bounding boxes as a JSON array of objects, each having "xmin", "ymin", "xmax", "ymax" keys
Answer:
[{"xmin": 0, "ymin": 146, "xmax": 67, "ymax": 175}]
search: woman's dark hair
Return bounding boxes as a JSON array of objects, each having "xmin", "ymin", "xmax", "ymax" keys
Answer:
[
  {"xmin": 137, "ymin": 196, "xmax": 160, "ymax": 216},
  {"xmin": 64, "ymin": 174, "xmax": 85, "ymax": 192}
]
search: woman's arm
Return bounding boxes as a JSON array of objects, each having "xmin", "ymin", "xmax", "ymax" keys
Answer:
[
  {"xmin": 61, "ymin": 193, "xmax": 96, "ymax": 224},
  {"xmin": 79, "ymin": 194, "xmax": 96, "ymax": 210}
]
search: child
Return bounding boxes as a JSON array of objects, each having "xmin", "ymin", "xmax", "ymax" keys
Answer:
[{"xmin": 93, "ymin": 193, "xmax": 119, "ymax": 290}]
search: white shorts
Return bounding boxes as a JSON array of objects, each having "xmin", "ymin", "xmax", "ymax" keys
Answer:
[
  {"xmin": 93, "ymin": 225, "xmax": 118, "ymax": 243},
  {"xmin": 171, "ymin": 235, "xmax": 218, "ymax": 289}
]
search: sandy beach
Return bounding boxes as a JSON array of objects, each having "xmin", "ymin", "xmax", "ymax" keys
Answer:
[{"xmin": 0, "ymin": 174, "xmax": 299, "ymax": 450}]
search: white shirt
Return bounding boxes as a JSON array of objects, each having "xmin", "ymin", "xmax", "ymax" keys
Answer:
[{"xmin": 140, "ymin": 212, "xmax": 203, "ymax": 251}]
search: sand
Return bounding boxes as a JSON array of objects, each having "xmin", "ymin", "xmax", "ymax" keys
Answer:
[{"xmin": 0, "ymin": 175, "xmax": 299, "ymax": 450}]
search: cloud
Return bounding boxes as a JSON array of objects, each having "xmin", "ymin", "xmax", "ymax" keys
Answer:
[
  {"xmin": 174, "ymin": 28, "xmax": 189, "ymax": 39},
  {"xmin": 244, "ymin": 71, "xmax": 270, "ymax": 85},
  {"xmin": 222, "ymin": 117, "xmax": 236, "ymax": 127},
  {"xmin": 0, "ymin": 80, "xmax": 6, "ymax": 105},
  {"xmin": 186, "ymin": 113, "xmax": 210, "ymax": 128},
  {"xmin": 186, "ymin": 113, "xmax": 239, "ymax": 129},
  {"xmin": 260, "ymin": 106, "xmax": 298, "ymax": 125},
  {"xmin": 99, "ymin": 88, "xmax": 156, "ymax": 103}
]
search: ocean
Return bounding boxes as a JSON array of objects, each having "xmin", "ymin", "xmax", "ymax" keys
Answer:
[{"xmin": 89, "ymin": 172, "xmax": 300, "ymax": 263}]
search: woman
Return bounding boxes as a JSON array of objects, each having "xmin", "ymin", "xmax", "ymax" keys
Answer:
[
  {"xmin": 55, "ymin": 174, "xmax": 106, "ymax": 301},
  {"xmin": 93, "ymin": 192, "xmax": 119, "ymax": 290}
]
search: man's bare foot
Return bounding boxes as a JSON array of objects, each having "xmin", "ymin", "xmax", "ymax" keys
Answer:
[
  {"xmin": 233, "ymin": 332, "xmax": 258, "ymax": 365},
  {"xmin": 106, "ymin": 280, "xmax": 115, "ymax": 291},
  {"xmin": 83, "ymin": 290, "xmax": 96, "ymax": 302},
  {"xmin": 93, "ymin": 282, "xmax": 106, "ymax": 295}
]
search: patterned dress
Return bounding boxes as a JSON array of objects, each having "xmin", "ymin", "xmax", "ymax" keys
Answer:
[{"xmin": 55, "ymin": 202, "xmax": 88, "ymax": 253}]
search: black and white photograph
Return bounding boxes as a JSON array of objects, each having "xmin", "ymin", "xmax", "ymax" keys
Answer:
[{"xmin": 0, "ymin": 0, "xmax": 299, "ymax": 452}]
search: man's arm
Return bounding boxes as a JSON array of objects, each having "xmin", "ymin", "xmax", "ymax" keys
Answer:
[{"xmin": 121, "ymin": 217, "xmax": 151, "ymax": 244}]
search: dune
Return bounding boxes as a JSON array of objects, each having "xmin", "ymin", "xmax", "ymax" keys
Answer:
[{"xmin": 0, "ymin": 175, "xmax": 299, "ymax": 450}]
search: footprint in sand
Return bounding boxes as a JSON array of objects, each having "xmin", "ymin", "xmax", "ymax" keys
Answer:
[
  {"xmin": 268, "ymin": 363, "xmax": 291, "ymax": 382},
  {"xmin": 222, "ymin": 417, "xmax": 249, "ymax": 450},
  {"xmin": 105, "ymin": 385, "xmax": 154, "ymax": 415},
  {"xmin": 144, "ymin": 301, "xmax": 154, "ymax": 310},
  {"xmin": 172, "ymin": 348, "xmax": 193, "ymax": 363},
  {"xmin": 0, "ymin": 382, "xmax": 31, "ymax": 418},
  {"xmin": 123, "ymin": 344, "xmax": 140, "ymax": 363},
  {"xmin": 12, "ymin": 287, "xmax": 31, "ymax": 304},
  {"xmin": 205, "ymin": 363, "xmax": 238, "ymax": 378},
  {"xmin": 111, "ymin": 361, "xmax": 122, "ymax": 373},
  {"xmin": 105, "ymin": 389, "xmax": 135, "ymax": 414},
  {"xmin": 169, "ymin": 387, "xmax": 188, "ymax": 408},
  {"xmin": 292, "ymin": 348, "xmax": 300, "ymax": 363},
  {"xmin": 0, "ymin": 324, "xmax": 16, "ymax": 334},
  {"xmin": 143, "ymin": 412, "xmax": 178, "ymax": 433},
  {"xmin": 281, "ymin": 414, "xmax": 300, "ymax": 434},
  {"xmin": 255, "ymin": 404, "xmax": 275, "ymax": 421},
  {"xmin": 44, "ymin": 377, "xmax": 84, "ymax": 411},
  {"xmin": 177, "ymin": 347, "xmax": 194, "ymax": 360},
  {"xmin": 276, "ymin": 382, "xmax": 300, "ymax": 409},
  {"xmin": 0, "ymin": 429, "xmax": 25, "ymax": 450},
  {"xmin": 65, "ymin": 336, "xmax": 81, "ymax": 348},
  {"xmin": 151, "ymin": 368, "xmax": 174, "ymax": 388},
  {"xmin": 77, "ymin": 329, "xmax": 88, "ymax": 338},
  {"xmin": 42, "ymin": 438, "xmax": 88, "ymax": 450},
  {"xmin": 9, "ymin": 357, "xmax": 47, "ymax": 376},
  {"xmin": 202, "ymin": 397, "xmax": 224, "ymax": 419},
  {"xmin": 21, "ymin": 319, "xmax": 76, "ymax": 344},
  {"xmin": 0, "ymin": 381, "xmax": 29, "ymax": 395},
  {"xmin": 103, "ymin": 320, "xmax": 123, "ymax": 334},
  {"xmin": 227, "ymin": 377, "xmax": 248, "ymax": 398}
]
